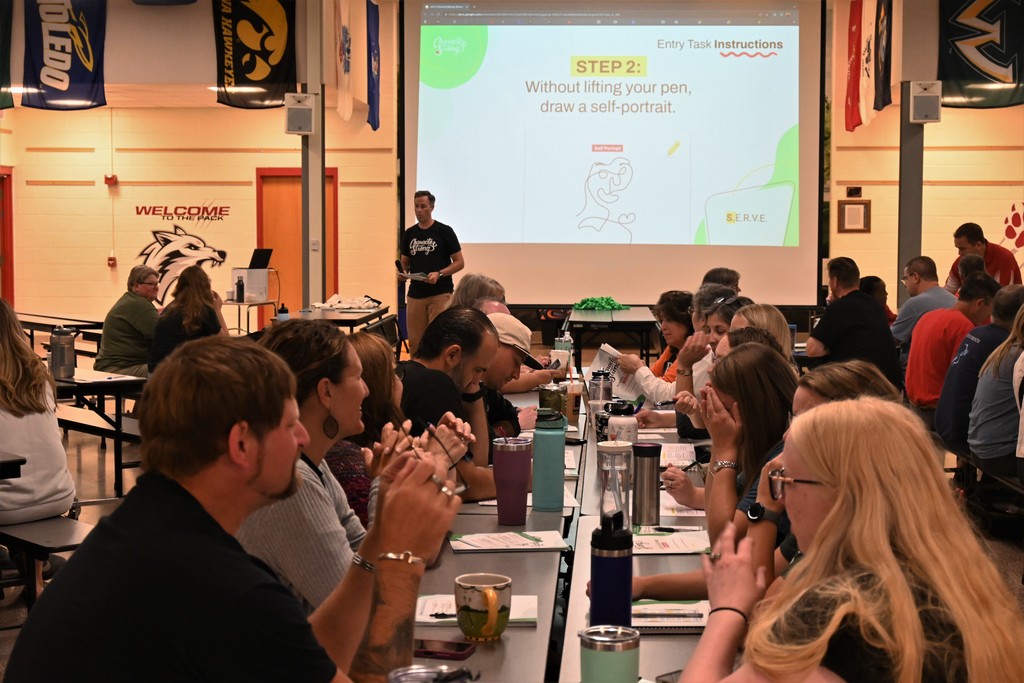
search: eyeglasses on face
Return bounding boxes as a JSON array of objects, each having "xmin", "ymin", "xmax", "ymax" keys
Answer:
[
  {"xmin": 768, "ymin": 468, "xmax": 824, "ymax": 500},
  {"xmin": 140, "ymin": 281, "xmax": 159, "ymax": 287}
]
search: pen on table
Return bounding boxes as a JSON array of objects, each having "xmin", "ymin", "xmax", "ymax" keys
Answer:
[
  {"xmin": 430, "ymin": 612, "xmax": 457, "ymax": 619},
  {"xmin": 518, "ymin": 531, "xmax": 544, "ymax": 543},
  {"xmin": 652, "ymin": 526, "xmax": 703, "ymax": 533}
]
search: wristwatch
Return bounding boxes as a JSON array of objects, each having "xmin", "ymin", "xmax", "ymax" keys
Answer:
[
  {"xmin": 710, "ymin": 460, "xmax": 738, "ymax": 474},
  {"xmin": 746, "ymin": 502, "xmax": 782, "ymax": 525}
]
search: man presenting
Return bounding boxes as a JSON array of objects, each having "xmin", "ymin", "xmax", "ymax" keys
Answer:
[
  {"xmin": 6, "ymin": 337, "xmax": 460, "ymax": 682},
  {"xmin": 401, "ymin": 190, "xmax": 465, "ymax": 354},
  {"xmin": 945, "ymin": 222, "xmax": 1021, "ymax": 293},
  {"xmin": 94, "ymin": 265, "xmax": 160, "ymax": 377}
]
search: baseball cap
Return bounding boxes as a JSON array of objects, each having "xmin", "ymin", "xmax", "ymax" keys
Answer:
[{"xmin": 487, "ymin": 313, "xmax": 544, "ymax": 369}]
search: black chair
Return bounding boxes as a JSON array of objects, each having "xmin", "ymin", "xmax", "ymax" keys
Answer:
[{"xmin": 363, "ymin": 314, "xmax": 406, "ymax": 362}]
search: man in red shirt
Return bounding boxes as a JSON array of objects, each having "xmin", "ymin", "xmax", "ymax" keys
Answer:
[
  {"xmin": 906, "ymin": 273, "xmax": 1001, "ymax": 427},
  {"xmin": 944, "ymin": 222, "xmax": 1022, "ymax": 293}
]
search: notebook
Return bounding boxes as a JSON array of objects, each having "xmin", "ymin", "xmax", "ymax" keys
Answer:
[{"xmin": 631, "ymin": 600, "xmax": 710, "ymax": 634}]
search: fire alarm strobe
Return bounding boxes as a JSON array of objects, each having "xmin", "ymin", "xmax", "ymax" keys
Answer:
[{"xmin": 285, "ymin": 93, "xmax": 315, "ymax": 135}]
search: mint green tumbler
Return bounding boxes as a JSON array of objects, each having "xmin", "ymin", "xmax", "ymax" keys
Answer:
[{"xmin": 579, "ymin": 625, "xmax": 640, "ymax": 682}]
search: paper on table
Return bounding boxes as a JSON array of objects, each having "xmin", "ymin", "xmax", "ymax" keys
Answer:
[
  {"xmin": 660, "ymin": 443, "xmax": 696, "ymax": 468},
  {"xmin": 586, "ymin": 343, "xmax": 644, "ymax": 401},
  {"xmin": 416, "ymin": 594, "xmax": 538, "ymax": 627},
  {"xmin": 631, "ymin": 600, "xmax": 710, "ymax": 633},
  {"xmin": 478, "ymin": 483, "xmax": 578, "ymax": 507},
  {"xmin": 632, "ymin": 529, "xmax": 710, "ymax": 555},
  {"xmin": 659, "ymin": 490, "xmax": 705, "ymax": 517},
  {"xmin": 635, "ymin": 433, "xmax": 664, "ymax": 441},
  {"xmin": 564, "ymin": 449, "xmax": 577, "ymax": 470},
  {"xmin": 639, "ymin": 427, "xmax": 678, "ymax": 434},
  {"xmin": 449, "ymin": 530, "xmax": 568, "ymax": 552}
]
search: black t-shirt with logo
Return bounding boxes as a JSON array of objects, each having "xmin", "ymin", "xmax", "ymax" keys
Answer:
[{"xmin": 401, "ymin": 221, "xmax": 461, "ymax": 299}]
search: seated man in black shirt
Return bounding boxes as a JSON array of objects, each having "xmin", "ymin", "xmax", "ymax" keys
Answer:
[
  {"xmin": 6, "ymin": 337, "xmax": 460, "ymax": 683},
  {"xmin": 399, "ymin": 306, "xmax": 499, "ymax": 500},
  {"xmin": 806, "ymin": 256, "xmax": 902, "ymax": 388}
]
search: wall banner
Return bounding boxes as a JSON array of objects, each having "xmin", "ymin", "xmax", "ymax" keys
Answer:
[
  {"xmin": 213, "ymin": 0, "xmax": 296, "ymax": 108},
  {"xmin": 22, "ymin": 0, "xmax": 106, "ymax": 110},
  {"xmin": 0, "ymin": 2, "xmax": 12, "ymax": 110},
  {"xmin": 938, "ymin": 0, "xmax": 1024, "ymax": 108},
  {"xmin": 366, "ymin": 0, "xmax": 380, "ymax": 130}
]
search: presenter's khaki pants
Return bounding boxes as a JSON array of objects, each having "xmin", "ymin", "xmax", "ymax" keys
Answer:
[{"xmin": 406, "ymin": 293, "xmax": 452, "ymax": 356}]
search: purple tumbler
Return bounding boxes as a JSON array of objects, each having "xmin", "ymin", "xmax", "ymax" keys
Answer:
[{"xmin": 492, "ymin": 437, "xmax": 532, "ymax": 525}]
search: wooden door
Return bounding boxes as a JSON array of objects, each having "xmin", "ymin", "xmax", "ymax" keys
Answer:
[{"xmin": 256, "ymin": 169, "xmax": 339, "ymax": 325}]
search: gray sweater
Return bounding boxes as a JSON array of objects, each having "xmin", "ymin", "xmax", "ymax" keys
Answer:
[{"xmin": 237, "ymin": 458, "xmax": 366, "ymax": 614}]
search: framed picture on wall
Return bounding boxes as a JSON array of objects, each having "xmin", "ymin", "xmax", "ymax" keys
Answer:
[{"xmin": 838, "ymin": 200, "xmax": 871, "ymax": 233}]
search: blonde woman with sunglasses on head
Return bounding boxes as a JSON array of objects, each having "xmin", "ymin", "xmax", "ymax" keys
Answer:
[{"xmin": 681, "ymin": 397, "xmax": 1024, "ymax": 682}]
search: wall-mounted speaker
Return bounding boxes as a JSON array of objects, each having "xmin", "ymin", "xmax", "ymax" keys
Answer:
[
  {"xmin": 909, "ymin": 81, "xmax": 942, "ymax": 124},
  {"xmin": 285, "ymin": 93, "xmax": 316, "ymax": 135}
]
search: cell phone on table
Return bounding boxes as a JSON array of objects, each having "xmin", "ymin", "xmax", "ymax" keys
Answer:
[
  {"xmin": 656, "ymin": 669, "xmax": 683, "ymax": 683},
  {"xmin": 414, "ymin": 638, "xmax": 476, "ymax": 660}
]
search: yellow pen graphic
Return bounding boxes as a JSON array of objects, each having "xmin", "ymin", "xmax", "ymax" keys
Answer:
[{"xmin": 667, "ymin": 140, "xmax": 681, "ymax": 156}]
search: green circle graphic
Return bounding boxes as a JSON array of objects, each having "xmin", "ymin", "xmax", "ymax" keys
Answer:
[{"xmin": 420, "ymin": 26, "xmax": 488, "ymax": 90}]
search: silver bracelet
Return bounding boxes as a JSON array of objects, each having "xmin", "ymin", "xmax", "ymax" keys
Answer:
[
  {"xmin": 352, "ymin": 552, "xmax": 375, "ymax": 574},
  {"xmin": 377, "ymin": 551, "xmax": 425, "ymax": 565}
]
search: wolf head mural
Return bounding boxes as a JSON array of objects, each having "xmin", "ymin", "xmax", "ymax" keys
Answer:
[{"xmin": 138, "ymin": 225, "xmax": 227, "ymax": 304}]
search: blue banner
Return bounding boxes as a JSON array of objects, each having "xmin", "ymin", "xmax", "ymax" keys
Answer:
[
  {"xmin": 213, "ymin": 0, "xmax": 296, "ymax": 109},
  {"xmin": 366, "ymin": 0, "xmax": 380, "ymax": 130},
  {"xmin": 939, "ymin": 0, "xmax": 1024, "ymax": 108},
  {"xmin": 22, "ymin": 0, "xmax": 106, "ymax": 110}
]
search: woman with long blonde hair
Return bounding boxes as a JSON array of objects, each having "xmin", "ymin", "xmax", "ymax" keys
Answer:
[
  {"xmin": 731, "ymin": 303, "xmax": 793, "ymax": 364},
  {"xmin": 682, "ymin": 397, "xmax": 1024, "ymax": 682},
  {"xmin": 148, "ymin": 265, "xmax": 228, "ymax": 371},
  {"xmin": 0, "ymin": 298, "xmax": 76, "ymax": 525}
]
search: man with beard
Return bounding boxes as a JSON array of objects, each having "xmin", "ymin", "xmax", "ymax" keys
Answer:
[
  {"xmin": 6, "ymin": 337, "xmax": 460, "ymax": 683},
  {"xmin": 399, "ymin": 306, "xmax": 498, "ymax": 500}
]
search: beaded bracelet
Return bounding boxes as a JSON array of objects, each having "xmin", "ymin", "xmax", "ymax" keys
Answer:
[{"xmin": 708, "ymin": 606, "xmax": 749, "ymax": 626}]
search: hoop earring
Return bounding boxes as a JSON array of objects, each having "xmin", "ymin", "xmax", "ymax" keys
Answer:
[{"xmin": 323, "ymin": 413, "xmax": 339, "ymax": 440}]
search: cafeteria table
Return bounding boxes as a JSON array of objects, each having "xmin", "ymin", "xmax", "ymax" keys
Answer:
[
  {"xmin": 565, "ymin": 307, "xmax": 659, "ymax": 370},
  {"xmin": 559, "ymin": 514, "xmax": 707, "ymax": 682},
  {"xmin": 296, "ymin": 306, "xmax": 390, "ymax": 333},
  {"xmin": 412, "ymin": 512, "xmax": 568, "ymax": 681}
]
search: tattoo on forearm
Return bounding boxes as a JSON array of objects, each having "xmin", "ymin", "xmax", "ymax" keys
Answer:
[{"xmin": 349, "ymin": 573, "xmax": 417, "ymax": 683}]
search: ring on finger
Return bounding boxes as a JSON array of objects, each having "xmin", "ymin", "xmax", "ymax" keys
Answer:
[
  {"xmin": 709, "ymin": 552, "xmax": 722, "ymax": 563},
  {"xmin": 429, "ymin": 474, "xmax": 446, "ymax": 490},
  {"xmin": 439, "ymin": 485, "xmax": 455, "ymax": 497}
]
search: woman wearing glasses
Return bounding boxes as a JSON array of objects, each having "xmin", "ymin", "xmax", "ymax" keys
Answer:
[
  {"xmin": 94, "ymin": 265, "xmax": 160, "ymax": 377},
  {"xmin": 616, "ymin": 290, "xmax": 696, "ymax": 406},
  {"xmin": 681, "ymin": 397, "xmax": 1024, "ymax": 682},
  {"xmin": 636, "ymin": 361, "xmax": 898, "ymax": 603}
]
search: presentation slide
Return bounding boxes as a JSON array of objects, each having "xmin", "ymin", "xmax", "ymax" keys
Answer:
[
  {"xmin": 417, "ymin": 7, "xmax": 799, "ymax": 247},
  {"xmin": 403, "ymin": 2, "xmax": 822, "ymax": 306}
]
